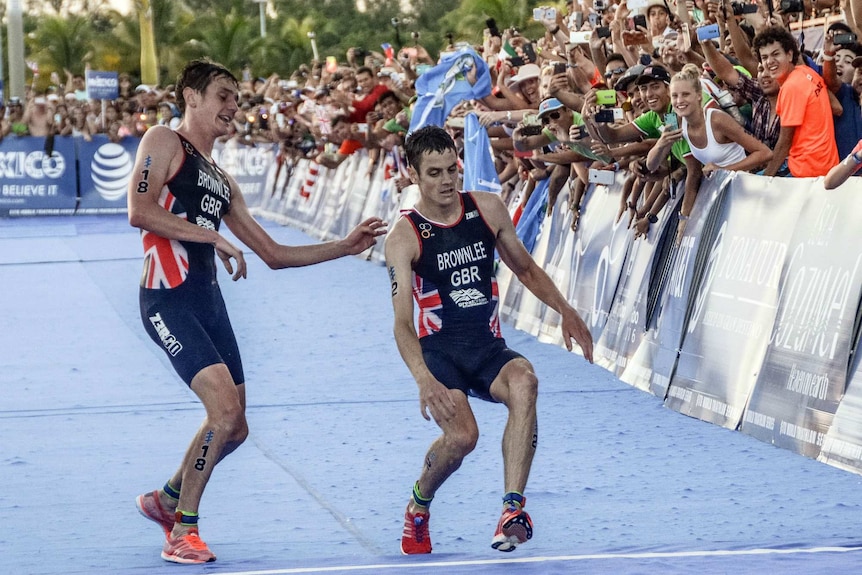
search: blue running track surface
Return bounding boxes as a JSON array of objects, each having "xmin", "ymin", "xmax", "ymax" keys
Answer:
[{"xmin": 2, "ymin": 215, "xmax": 861, "ymax": 575}]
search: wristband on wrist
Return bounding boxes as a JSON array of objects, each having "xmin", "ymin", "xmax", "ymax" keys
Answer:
[
  {"xmin": 550, "ymin": 26, "xmax": 560, "ymax": 35},
  {"xmin": 647, "ymin": 213, "xmax": 659, "ymax": 224},
  {"xmin": 852, "ymin": 151, "xmax": 862, "ymax": 164},
  {"xmin": 678, "ymin": 214, "xmax": 689, "ymax": 221},
  {"xmin": 822, "ymin": 54, "xmax": 835, "ymax": 61}
]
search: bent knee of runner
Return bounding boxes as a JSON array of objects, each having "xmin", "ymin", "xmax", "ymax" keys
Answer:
[
  {"xmin": 443, "ymin": 423, "xmax": 479, "ymax": 458},
  {"xmin": 495, "ymin": 359, "xmax": 539, "ymax": 404}
]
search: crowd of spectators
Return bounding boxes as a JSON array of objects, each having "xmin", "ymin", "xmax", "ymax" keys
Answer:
[{"xmin": 4, "ymin": 0, "xmax": 862, "ymax": 233}]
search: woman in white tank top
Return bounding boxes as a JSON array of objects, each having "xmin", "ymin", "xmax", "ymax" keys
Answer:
[{"xmin": 647, "ymin": 64, "xmax": 772, "ymax": 176}]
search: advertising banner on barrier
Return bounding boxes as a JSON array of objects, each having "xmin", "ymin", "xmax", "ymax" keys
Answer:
[
  {"xmin": 514, "ymin": 184, "xmax": 572, "ymax": 337},
  {"xmin": 566, "ymin": 176, "xmax": 631, "ymax": 342},
  {"xmin": 212, "ymin": 140, "xmax": 278, "ymax": 211},
  {"xmin": 0, "ymin": 136, "xmax": 78, "ymax": 215},
  {"xmin": 741, "ymin": 184, "xmax": 862, "ymax": 458},
  {"xmin": 538, "ymin": 187, "xmax": 580, "ymax": 347},
  {"xmin": 820, "ymin": 326, "xmax": 862, "ymax": 473},
  {"xmin": 621, "ymin": 172, "xmax": 730, "ymax": 396},
  {"xmin": 665, "ymin": 173, "xmax": 807, "ymax": 429},
  {"xmin": 595, "ymin": 193, "xmax": 679, "ymax": 376},
  {"xmin": 77, "ymin": 135, "xmax": 139, "ymax": 213}
]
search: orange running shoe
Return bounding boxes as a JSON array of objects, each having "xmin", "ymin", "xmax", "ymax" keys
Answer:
[
  {"xmin": 491, "ymin": 504, "xmax": 533, "ymax": 552},
  {"xmin": 400, "ymin": 505, "xmax": 432, "ymax": 554},
  {"xmin": 135, "ymin": 490, "xmax": 175, "ymax": 536},
  {"xmin": 161, "ymin": 528, "xmax": 216, "ymax": 564}
]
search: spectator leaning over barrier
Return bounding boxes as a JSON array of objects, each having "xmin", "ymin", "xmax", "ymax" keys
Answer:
[
  {"xmin": 596, "ymin": 64, "xmax": 704, "ymax": 237},
  {"xmin": 532, "ymin": 97, "xmax": 595, "ymax": 221},
  {"xmin": 315, "ymin": 114, "xmax": 364, "ymax": 169},
  {"xmin": 647, "ymin": 63, "xmax": 772, "ymax": 221},
  {"xmin": 820, "ymin": 24, "xmax": 862, "ymax": 159},
  {"xmin": 754, "ymin": 25, "xmax": 839, "ymax": 177},
  {"xmin": 348, "ymin": 66, "xmax": 392, "ymax": 125},
  {"xmin": 699, "ymin": 29, "xmax": 781, "ymax": 151},
  {"xmin": 824, "ymin": 55, "xmax": 862, "ymax": 188}
]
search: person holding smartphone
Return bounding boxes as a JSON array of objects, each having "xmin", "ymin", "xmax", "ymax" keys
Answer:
[
  {"xmin": 647, "ymin": 63, "xmax": 772, "ymax": 177},
  {"xmin": 820, "ymin": 24, "xmax": 862, "ymax": 159}
]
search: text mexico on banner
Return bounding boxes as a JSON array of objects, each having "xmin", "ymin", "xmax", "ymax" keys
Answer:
[
  {"xmin": 0, "ymin": 136, "xmax": 77, "ymax": 215},
  {"xmin": 741, "ymin": 184, "xmax": 862, "ymax": 458},
  {"xmin": 77, "ymin": 135, "xmax": 139, "ymax": 213},
  {"xmin": 665, "ymin": 173, "xmax": 807, "ymax": 429}
]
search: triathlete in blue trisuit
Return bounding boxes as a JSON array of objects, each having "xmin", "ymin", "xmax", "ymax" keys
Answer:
[
  {"xmin": 128, "ymin": 58, "xmax": 386, "ymax": 565},
  {"xmin": 385, "ymin": 125, "xmax": 593, "ymax": 555}
]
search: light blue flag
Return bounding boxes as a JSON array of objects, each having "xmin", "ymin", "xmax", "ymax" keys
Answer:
[
  {"xmin": 515, "ymin": 178, "xmax": 549, "ymax": 255},
  {"xmin": 408, "ymin": 47, "xmax": 492, "ymax": 133},
  {"xmin": 463, "ymin": 113, "xmax": 502, "ymax": 193}
]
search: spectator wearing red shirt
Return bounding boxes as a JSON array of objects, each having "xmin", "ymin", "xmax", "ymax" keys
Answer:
[{"xmin": 348, "ymin": 66, "xmax": 389, "ymax": 125}]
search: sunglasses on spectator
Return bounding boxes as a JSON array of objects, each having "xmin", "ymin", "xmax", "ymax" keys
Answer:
[
  {"xmin": 541, "ymin": 111, "xmax": 561, "ymax": 124},
  {"xmin": 605, "ymin": 67, "xmax": 626, "ymax": 78}
]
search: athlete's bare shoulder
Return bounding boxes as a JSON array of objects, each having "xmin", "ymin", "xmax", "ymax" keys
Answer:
[
  {"xmin": 384, "ymin": 213, "xmax": 420, "ymax": 260},
  {"xmin": 138, "ymin": 125, "xmax": 181, "ymax": 154}
]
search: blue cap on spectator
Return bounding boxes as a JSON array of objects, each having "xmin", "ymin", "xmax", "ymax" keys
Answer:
[{"xmin": 537, "ymin": 97, "xmax": 565, "ymax": 118}]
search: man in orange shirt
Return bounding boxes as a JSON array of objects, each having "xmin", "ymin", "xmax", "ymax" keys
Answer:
[{"xmin": 754, "ymin": 26, "xmax": 839, "ymax": 177}]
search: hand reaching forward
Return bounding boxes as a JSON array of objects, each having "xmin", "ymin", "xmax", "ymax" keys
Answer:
[{"xmin": 339, "ymin": 216, "xmax": 388, "ymax": 255}]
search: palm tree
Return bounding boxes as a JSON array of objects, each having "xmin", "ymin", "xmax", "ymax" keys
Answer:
[
  {"xmin": 26, "ymin": 14, "xmax": 95, "ymax": 77},
  {"xmin": 187, "ymin": 6, "xmax": 265, "ymax": 75}
]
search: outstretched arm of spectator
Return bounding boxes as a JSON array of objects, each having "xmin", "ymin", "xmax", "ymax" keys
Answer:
[
  {"xmin": 581, "ymin": 88, "xmax": 643, "ymax": 144},
  {"xmin": 824, "ymin": 144, "xmax": 862, "ymax": 188},
  {"xmin": 719, "ymin": 1, "xmax": 759, "ymax": 76},
  {"xmin": 821, "ymin": 31, "xmax": 843, "ymax": 94},
  {"xmin": 547, "ymin": 74, "xmax": 585, "ymax": 113},
  {"xmin": 609, "ymin": 19, "xmax": 639, "ymax": 67},
  {"xmin": 646, "ymin": 127, "xmax": 684, "ymax": 172},
  {"xmin": 699, "ymin": 33, "xmax": 742, "ymax": 87}
]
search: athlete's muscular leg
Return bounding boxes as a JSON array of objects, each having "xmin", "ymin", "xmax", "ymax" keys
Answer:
[
  {"xmin": 167, "ymin": 364, "xmax": 248, "ymax": 537},
  {"xmin": 409, "ymin": 391, "xmax": 479, "ymax": 513},
  {"xmin": 490, "ymin": 358, "xmax": 539, "ymax": 495}
]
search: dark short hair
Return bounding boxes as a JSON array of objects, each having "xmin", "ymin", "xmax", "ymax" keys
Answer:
[
  {"xmin": 835, "ymin": 42, "xmax": 862, "ymax": 58},
  {"xmin": 404, "ymin": 125, "xmax": 456, "ymax": 172},
  {"xmin": 753, "ymin": 26, "xmax": 800, "ymax": 65},
  {"xmin": 377, "ymin": 90, "xmax": 400, "ymax": 106},
  {"xmin": 175, "ymin": 58, "xmax": 238, "ymax": 114},
  {"xmin": 356, "ymin": 66, "xmax": 374, "ymax": 78}
]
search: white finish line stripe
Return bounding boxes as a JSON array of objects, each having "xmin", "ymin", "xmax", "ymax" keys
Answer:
[{"xmin": 217, "ymin": 545, "xmax": 862, "ymax": 575}]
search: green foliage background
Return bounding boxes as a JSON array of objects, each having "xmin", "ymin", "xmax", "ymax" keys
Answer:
[{"xmin": 2, "ymin": 0, "xmax": 562, "ymax": 90}]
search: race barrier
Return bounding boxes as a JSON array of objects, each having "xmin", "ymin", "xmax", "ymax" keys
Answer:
[{"xmin": 5, "ymin": 134, "xmax": 862, "ymax": 477}]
